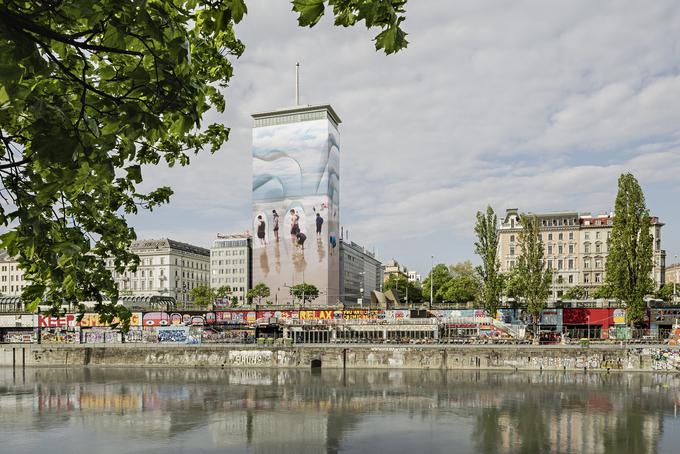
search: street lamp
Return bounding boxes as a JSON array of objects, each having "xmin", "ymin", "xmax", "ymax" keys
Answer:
[
  {"xmin": 674, "ymin": 254, "xmax": 678, "ymax": 301},
  {"xmin": 430, "ymin": 255, "xmax": 434, "ymax": 310}
]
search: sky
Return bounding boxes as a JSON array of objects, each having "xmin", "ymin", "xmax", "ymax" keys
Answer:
[{"xmin": 131, "ymin": 0, "xmax": 680, "ymax": 276}]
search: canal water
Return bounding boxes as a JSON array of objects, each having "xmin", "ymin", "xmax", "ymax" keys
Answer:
[{"xmin": 1, "ymin": 367, "xmax": 680, "ymax": 453}]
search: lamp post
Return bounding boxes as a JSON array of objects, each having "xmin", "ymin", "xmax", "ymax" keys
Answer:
[
  {"xmin": 674, "ymin": 254, "xmax": 678, "ymax": 301},
  {"xmin": 430, "ymin": 255, "xmax": 434, "ymax": 310}
]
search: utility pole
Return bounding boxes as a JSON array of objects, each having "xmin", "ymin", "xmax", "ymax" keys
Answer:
[{"xmin": 295, "ymin": 62, "xmax": 300, "ymax": 105}]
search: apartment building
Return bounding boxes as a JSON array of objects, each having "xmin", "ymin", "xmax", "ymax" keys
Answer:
[
  {"xmin": 0, "ymin": 250, "xmax": 26, "ymax": 296},
  {"xmin": 210, "ymin": 233, "xmax": 252, "ymax": 304},
  {"xmin": 104, "ymin": 238, "xmax": 210, "ymax": 305},
  {"xmin": 499, "ymin": 208, "xmax": 665, "ymax": 300}
]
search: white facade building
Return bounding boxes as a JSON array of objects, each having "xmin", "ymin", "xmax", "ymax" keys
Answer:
[
  {"xmin": 105, "ymin": 238, "xmax": 210, "ymax": 305},
  {"xmin": 210, "ymin": 234, "xmax": 252, "ymax": 304},
  {"xmin": 0, "ymin": 250, "xmax": 26, "ymax": 296},
  {"xmin": 407, "ymin": 271, "xmax": 422, "ymax": 283}
]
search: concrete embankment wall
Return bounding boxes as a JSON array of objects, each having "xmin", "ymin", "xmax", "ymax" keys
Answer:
[{"xmin": 1, "ymin": 344, "xmax": 679, "ymax": 372}]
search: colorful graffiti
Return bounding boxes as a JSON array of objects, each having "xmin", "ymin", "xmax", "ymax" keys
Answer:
[{"xmin": 38, "ymin": 313, "xmax": 141, "ymax": 328}]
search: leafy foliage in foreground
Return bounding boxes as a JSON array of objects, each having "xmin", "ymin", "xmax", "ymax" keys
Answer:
[{"xmin": 0, "ymin": 1, "xmax": 408, "ymax": 323}]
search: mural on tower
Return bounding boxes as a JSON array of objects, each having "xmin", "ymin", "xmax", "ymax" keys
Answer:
[{"xmin": 252, "ymin": 116, "xmax": 340, "ymax": 305}]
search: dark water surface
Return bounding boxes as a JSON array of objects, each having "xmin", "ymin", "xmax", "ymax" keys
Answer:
[{"xmin": 2, "ymin": 367, "xmax": 680, "ymax": 453}]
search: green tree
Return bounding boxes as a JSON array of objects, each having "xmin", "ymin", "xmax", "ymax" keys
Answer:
[
  {"xmin": 0, "ymin": 1, "xmax": 408, "ymax": 323},
  {"xmin": 592, "ymin": 283, "xmax": 613, "ymax": 299},
  {"xmin": 604, "ymin": 173, "xmax": 654, "ymax": 327},
  {"xmin": 562, "ymin": 286, "xmax": 587, "ymax": 300},
  {"xmin": 442, "ymin": 261, "xmax": 480, "ymax": 305},
  {"xmin": 247, "ymin": 282, "xmax": 271, "ymax": 305},
  {"xmin": 188, "ymin": 285, "xmax": 231, "ymax": 307},
  {"xmin": 290, "ymin": 283, "xmax": 319, "ymax": 305},
  {"xmin": 422, "ymin": 263, "xmax": 452, "ymax": 306},
  {"xmin": 502, "ymin": 269, "xmax": 523, "ymax": 304},
  {"xmin": 474, "ymin": 206, "xmax": 503, "ymax": 316},
  {"xmin": 656, "ymin": 283, "xmax": 674, "ymax": 303},
  {"xmin": 516, "ymin": 214, "xmax": 552, "ymax": 342},
  {"xmin": 382, "ymin": 274, "xmax": 423, "ymax": 305}
]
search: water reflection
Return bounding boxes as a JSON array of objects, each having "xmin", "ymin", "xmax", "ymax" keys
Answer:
[{"xmin": 1, "ymin": 368, "xmax": 679, "ymax": 453}]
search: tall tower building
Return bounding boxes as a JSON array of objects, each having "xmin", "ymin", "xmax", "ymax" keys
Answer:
[{"xmin": 251, "ymin": 105, "xmax": 341, "ymax": 306}]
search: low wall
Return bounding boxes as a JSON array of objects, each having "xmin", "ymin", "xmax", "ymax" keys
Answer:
[{"xmin": 1, "ymin": 344, "xmax": 680, "ymax": 372}]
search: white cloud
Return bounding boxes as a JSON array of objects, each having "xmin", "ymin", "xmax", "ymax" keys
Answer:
[{"xmin": 130, "ymin": 0, "xmax": 680, "ymax": 273}]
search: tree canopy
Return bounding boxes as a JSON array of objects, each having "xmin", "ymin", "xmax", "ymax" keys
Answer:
[
  {"xmin": 474, "ymin": 206, "xmax": 503, "ymax": 316},
  {"xmin": 382, "ymin": 274, "xmax": 422, "ymax": 305},
  {"xmin": 516, "ymin": 214, "xmax": 552, "ymax": 339},
  {"xmin": 604, "ymin": 173, "xmax": 654, "ymax": 326},
  {"xmin": 0, "ymin": 1, "xmax": 408, "ymax": 321},
  {"xmin": 247, "ymin": 282, "xmax": 271, "ymax": 305},
  {"xmin": 290, "ymin": 283, "xmax": 319, "ymax": 305},
  {"xmin": 422, "ymin": 261, "xmax": 480, "ymax": 306},
  {"xmin": 189, "ymin": 285, "xmax": 231, "ymax": 307}
]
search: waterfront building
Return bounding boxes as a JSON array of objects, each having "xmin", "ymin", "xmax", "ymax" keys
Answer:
[
  {"xmin": 251, "ymin": 104, "xmax": 341, "ymax": 305},
  {"xmin": 0, "ymin": 250, "xmax": 25, "ymax": 296},
  {"xmin": 382, "ymin": 259, "xmax": 409, "ymax": 282},
  {"xmin": 210, "ymin": 233, "xmax": 252, "ymax": 304},
  {"xmin": 339, "ymin": 238, "xmax": 383, "ymax": 307},
  {"xmin": 499, "ymin": 209, "xmax": 666, "ymax": 299},
  {"xmin": 104, "ymin": 238, "xmax": 210, "ymax": 305},
  {"xmin": 664, "ymin": 262, "xmax": 680, "ymax": 287}
]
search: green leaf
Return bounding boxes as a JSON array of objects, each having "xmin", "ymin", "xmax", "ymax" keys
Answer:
[
  {"xmin": 230, "ymin": 0, "xmax": 248, "ymax": 23},
  {"xmin": 292, "ymin": 0, "xmax": 326, "ymax": 27}
]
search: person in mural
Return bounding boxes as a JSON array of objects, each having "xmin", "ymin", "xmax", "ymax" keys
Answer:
[
  {"xmin": 272, "ymin": 209, "xmax": 280, "ymax": 242},
  {"xmin": 290, "ymin": 209, "xmax": 300, "ymax": 244},
  {"xmin": 329, "ymin": 234, "xmax": 337, "ymax": 255},
  {"xmin": 315, "ymin": 212, "xmax": 324, "ymax": 236},
  {"xmin": 296, "ymin": 232, "xmax": 307, "ymax": 250},
  {"xmin": 256, "ymin": 215, "xmax": 267, "ymax": 246}
]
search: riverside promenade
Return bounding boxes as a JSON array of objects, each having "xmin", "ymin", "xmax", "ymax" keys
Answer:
[{"xmin": 2, "ymin": 343, "xmax": 680, "ymax": 372}]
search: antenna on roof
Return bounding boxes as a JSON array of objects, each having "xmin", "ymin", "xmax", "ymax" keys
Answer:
[{"xmin": 295, "ymin": 62, "xmax": 300, "ymax": 105}]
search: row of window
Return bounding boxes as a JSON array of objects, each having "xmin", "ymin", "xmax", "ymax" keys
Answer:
[
  {"xmin": 211, "ymin": 250, "xmax": 246, "ymax": 257},
  {"xmin": 211, "ymin": 259, "xmax": 246, "ymax": 265},
  {"xmin": 508, "ymin": 242, "xmax": 605, "ymax": 256},
  {"xmin": 212, "ymin": 277, "xmax": 247, "ymax": 285},
  {"xmin": 106, "ymin": 257, "xmax": 208, "ymax": 269},
  {"xmin": 547, "ymin": 258, "xmax": 604, "ymax": 270},
  {"xmin": 0, "ymin": 265, "xmax": 17, "ymax": 272},
  {"xmin": 0, "ymin": 275, "xmax": 23, "ymax": 282},
  {"xmin": 0, "ymin": 284, "xmax": 25, "ymax": 293},
  {"xmin": 212, "ymin": 268, "xmax": 246, "ymax": 275},
  {"xmin": 508, "ymin": 231, "xmax": 609, "ymax": 243}
]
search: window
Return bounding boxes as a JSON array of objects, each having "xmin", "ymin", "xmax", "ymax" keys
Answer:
[
  {"xmin": 558, "ymin": 245, "xmax": 563, "ymax": 254},
  {"xmin": 509, "ymin": 246, "xmax": 515, "ymax": 256},
  {"xmin": 568, "ymin": 244, "xmax": 574, "ymax": 254},
  {"xmin": 584, "ymin": 274, "xmax": 590, "ymax": 284},
  {"xmin": 558, "ymin": 260, "xmax": 563, "ymax": 270},
  {"xmin": 557, "ymin": 275, "xmax": 564, "ymax": 284},
  {"xmin": 547, "ymin": 260, "xmax": 553, "ymax": 270},
  {"xmin": 595, "ymin": 273, "xmax": 602, "ymax": 283},
  {"xmin": 584, "ymin": 258, "xmax": 590, "ymax": 269},
  {"xmin": 595, "ymin": 259, "xmax": 603, "ymax": 269},
  {"xmin": 558, "ymin": 233, "xmax": 563, "ymax": 241},
  {"xmin": 569, "ymin": 232, "xmax": 574, "ymax": 240},
  {"xmin": 568, "ymin": 259, "xmax": 574, "ymax": 269},
  {"xmin": 595, "ymin": 243, "xmax": 602, "ymax": 253},
  {"xmin": 568, "ymin": 275, "xmax": 574, "ymax": 284},
  {"xmin": 510, "ymin": 235, "xmax": 515, "ymax": 243},
  {"xmin": 596, "ymin": 232, "xmax": 601, "ymax": 239},
  {"xmin": 548, "ymin": 233, "xmax": 553, "ymax": 241},
  {"xmin": 141, "ymin": 270, "xmax": 145, "ymax": 277},
  {"xmin": 585, "ymin": 232, "xmax": 590, "ymax": 240},
  {"xmin": 161, "ymin": 258, "xmax": 165, "ymax": 265},
  {"xmin": 548, "ymin": 245, "xmax": 553, "ymax": 255},
  {"xmin": 584, "ymin": 243, "xmax": 590, "ymax": 254}
]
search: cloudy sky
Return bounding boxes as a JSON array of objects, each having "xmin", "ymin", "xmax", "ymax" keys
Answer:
[{"xmin": 133, "ymin": 0, "xmax": 680, "ymax": 276}]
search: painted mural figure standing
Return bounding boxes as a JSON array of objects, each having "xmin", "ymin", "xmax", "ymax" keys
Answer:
[
  {"xmin": 272, "ymin": 210, "xmax": 280, "ymax": 242},
  {"xmin": 256, "ymin": 215, "xmax": 267, "ymax": 246}
]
